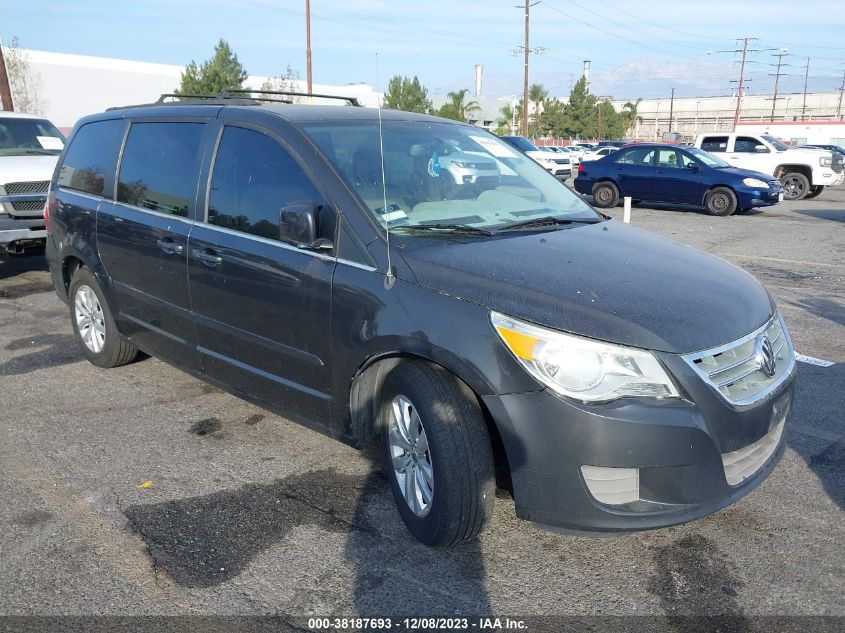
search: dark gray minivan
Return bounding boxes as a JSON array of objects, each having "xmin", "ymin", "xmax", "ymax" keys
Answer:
[{"xmin": 45, "ymin": 95, "xmax": 796, "ymax": 545}]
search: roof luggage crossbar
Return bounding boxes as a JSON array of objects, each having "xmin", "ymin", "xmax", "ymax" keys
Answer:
[{"xmin": 108, "ymin": 89, "xmax": 363, "ymax": 111}]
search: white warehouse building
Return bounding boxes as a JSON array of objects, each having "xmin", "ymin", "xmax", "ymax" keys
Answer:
[{"xmin": 7, "ymin": 48, "xmax": 382, "ymax": 130}]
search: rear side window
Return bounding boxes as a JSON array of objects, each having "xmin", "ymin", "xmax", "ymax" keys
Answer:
[
  {"xmin": 734, "ymin": 137, "xmax": 761, "ymax": 153},
  {"xmin": 208, "ymin": 126, "xmax": 324, "ymax": 241},
  {"xmin": 616, "ymin": 147, "xmax": 654, "ymax": 166},
  {"xmin": 58, "ymin": 119, "xmax": 125, "ymax": 196},
  {"xmin": 701, "ymin": 136, "xmax": 728, "ymax": 152},
  {"xmin": 117, "ymin": 122, "xmax": 205, "ymax": 217}
]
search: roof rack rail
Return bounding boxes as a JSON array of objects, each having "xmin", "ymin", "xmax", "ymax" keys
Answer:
[
  {"xmin": 107, "ymin": 89, "xmax": 363, "ymax": 112},
  {"xmin": 220, "ymin": 89, "xmax": 362, "ymax": 107}
]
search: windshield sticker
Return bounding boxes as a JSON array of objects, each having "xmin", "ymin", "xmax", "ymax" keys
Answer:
[
  {"xmin": 377, "ymin": 205, "xmax": 408, "ymax": 223},
  {"xmin": 470, "ymin": 135, "xmax": 518, "ymax": 158},
  {"xmin": 427, "ymin": 153, "xmax": 441, "ymax": 177},
  {"xmin": 37, "ymin": 136, "xmax": 64, "ymax": 150}
]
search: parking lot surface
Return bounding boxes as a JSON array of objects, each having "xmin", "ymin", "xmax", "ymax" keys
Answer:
[{"xmin": 0, "ymin": 188, "xmax": 843, "ymax": 625}]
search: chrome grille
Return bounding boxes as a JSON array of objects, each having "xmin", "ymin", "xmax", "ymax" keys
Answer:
[
  {"xmin": 4, "ymin": 181, "xmax": 50, "ymax": 195},
  {"xmin": 683, "ymin": 314, "xmax": 795, "ymax": 407},
  {"xmin": 833, "ymin": 155, "xmax": 844, "ymax": 174}
]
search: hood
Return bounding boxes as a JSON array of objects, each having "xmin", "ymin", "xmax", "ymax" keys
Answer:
[
  {"xmin": 0, "ymin": 155, "xmax": 59, "ymax": 185},
  {"xmin": 715, "ymin": 166, "xmax": 780, "ymax": 182},
  {"xmin": 398, "ymin": 221, "xmax": 774, "ymax": 354}
]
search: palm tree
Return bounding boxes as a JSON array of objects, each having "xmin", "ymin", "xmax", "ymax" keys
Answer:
[
  {"xmin": 622, "ymin": 99, "xmax": 642, "ymax": 137},
  {"xmin": 445, "ymin": 88, "xmax": 481, "ymax": 122},
  {"xmin": 528, "ymin": 83, "xmax": 548, "ymax": 117},
  {"xmin": 497, "ymin": 103, "xmax": 516, "ymax": 134}
]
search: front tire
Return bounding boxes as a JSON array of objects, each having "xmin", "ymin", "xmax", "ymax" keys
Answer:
[
  {"xmin": 68, "ymin": 267, "xmax": 138, "ymax": 368},
  {"xmin": 780, "ymin": 172, "xmax": 810, "ymax": 200},
  {"xmin": 804, "ymin": 185, "xmax": 824, "ymax": 200},
  {"xmin": 380, "ymin": 360, "xmax": 495, "ymax": 546},
  {"xmin": 592, "ymin": 181, "xmax": 619, "ymax": 208},
  {"xmin": 704, "ymin": 187, "xmax": 737, "ymax": 216}
]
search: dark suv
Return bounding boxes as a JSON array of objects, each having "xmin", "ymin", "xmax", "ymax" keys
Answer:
[{"xmin": 46, "ymin": 94, "xmax": 796, "ymax": 545}]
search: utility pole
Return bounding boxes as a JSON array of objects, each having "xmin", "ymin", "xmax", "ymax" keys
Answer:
[
  {"xmin": 733, "ymin": 38, "xmax": 751, "ymax": 129},
  {"xmin": 597, "ymin": 102, "xmax": 603, "ymax": 140},
  {"xmin": 513, "ymin": 1, "xmax": 543, "ymax": 137},
  {"xmin": 305, "ymin": 0, "xmax": 313, "ymax": 95},
  {"xmin": 837, "ymin": 71, "xmax": 845, "ymax": 120},
  {"xmin": 0, "ymin": 41, "xmax": 13, "ymax": 111},
  {"xmin": 801, "ymin": 57, "xmax": 810, "ymax": 121},
  {"xmin": 708, "ymin": 39, "xmax": 783, "ymax": 130},
  {"xmin": 668, "ymin": 88, "xmax": 675, "ymax": 133},
  {"xmin": 768, "ymin": 51, "xmax": 790, "ymax": 120}
]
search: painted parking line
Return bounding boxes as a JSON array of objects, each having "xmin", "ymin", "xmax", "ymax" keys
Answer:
[
  {"xmin": 795, "ymin": 353, "xmax": 836, "ymax": 367},
  {"xmin": 715, "ymin": 253, "xmax": 843, "ymax": 269}
]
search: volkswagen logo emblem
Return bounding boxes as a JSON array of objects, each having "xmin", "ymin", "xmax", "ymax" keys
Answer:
[{"xmin": 755, "ymin": 335, "xmax": 777, "ymax": 378}]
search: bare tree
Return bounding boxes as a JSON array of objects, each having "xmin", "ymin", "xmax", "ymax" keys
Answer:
[
  {"xmin": 2, "ymin": 37, "xmax": 45, "ymax": 115},
  {"xmin": 258, "ymin": 65, "xmax": 303, "ymax": 103}
]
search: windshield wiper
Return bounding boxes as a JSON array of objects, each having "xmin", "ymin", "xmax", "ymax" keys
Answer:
[
  {"xmin": 395, "ymin": 223, "xmax": 495, "ymax": 236},
  {"xmin": 495, "ymin": 216, "xmax": 601, "ymax": 232}
]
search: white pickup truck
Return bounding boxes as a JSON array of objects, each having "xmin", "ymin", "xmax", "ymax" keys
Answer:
[
  {"xmin": 0, "ymin": 112, "xmax": 65, "ymax": 255},
  {"xmin": 693, "ymin": 132, "xmax": 844, "ymax": 200}
]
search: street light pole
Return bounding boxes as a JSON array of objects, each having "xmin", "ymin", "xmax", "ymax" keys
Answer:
[
  {"xmin": 305, "ymin": 0, "xmax": 313, "ymax": 95},
  {"xmin": 521, "ymin": 0, "xmax": 530, "ymax": 136}
]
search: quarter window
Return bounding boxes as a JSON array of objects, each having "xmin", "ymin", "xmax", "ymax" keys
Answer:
[
  {"xmin": 117, "ymin": 122, "xmax": 205, "ymax": 217},
  {"xmin": 616, "ymin": 147, "xmax": 654, "ymax": 166},
  {"xmin": 734, "ymin": 136, "xmax": 762, "ymax": 153},
  {"xmin": 57, "ymin": 120, "xmax": 124, "ymax": 196},
  {"xmin": 208, "ymin": 126, "xmax": 326, "ymax": 241}
]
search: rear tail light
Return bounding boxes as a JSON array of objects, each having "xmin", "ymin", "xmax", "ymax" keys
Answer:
[
  {"xmin": 578, "ymin": 164, "xmax": 585, "ymax": 174},
  {"xmin": 44, "ymin": 192, "xmax": 56, "ymax": 233}
]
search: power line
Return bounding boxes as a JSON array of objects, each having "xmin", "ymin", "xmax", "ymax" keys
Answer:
[{"xmin": 587, "ymin": 0, "xmax": 736, "ymax": 43}]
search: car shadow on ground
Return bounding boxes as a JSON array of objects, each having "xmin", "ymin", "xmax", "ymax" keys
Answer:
[
  {"xmin": 785, "ymin": 296, "xmax": 845, "ymax": 329},
  {"xmin": 786, "ymin": 361, "xmax": 844, "ymax": 511},
  {"xmin": 793, "ymin": 208, "xmax": 845, "ymax": 223}
]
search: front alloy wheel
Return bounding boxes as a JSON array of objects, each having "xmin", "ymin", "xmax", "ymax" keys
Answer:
[
  {"xmin": 74, "ymin": 284, "xmax": 106, "ymax": 354},
  {"xmin": 389, "ymin": 395, "xmax": 434, "ymax": 517}
]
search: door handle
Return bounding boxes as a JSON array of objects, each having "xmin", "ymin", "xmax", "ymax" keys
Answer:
[
  {"xmin": 156, "ymin": 238, "xmax": 183, "ymax": 255},
  {"xmin": 194, "ymin": 248, "xmax": 223, "ymax": 267}
]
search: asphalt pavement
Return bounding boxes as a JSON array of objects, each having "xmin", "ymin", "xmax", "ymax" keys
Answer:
[{"xmin": 0, "ymin": 186, "xmax": 842, "ymax": 628}]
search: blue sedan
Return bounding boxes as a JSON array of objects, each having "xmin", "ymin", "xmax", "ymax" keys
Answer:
[{"xmin": 574, "ymin": 143, "xmax": 784, "ymax": 216}]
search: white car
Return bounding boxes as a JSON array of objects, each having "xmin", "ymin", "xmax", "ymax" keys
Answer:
[
  {"xmin": 580, "ymin": 146, "xmax": 619, "ymax": 162},
  {"xmin": 500, "ymin": 136, "xmax": 572, "ymax": 180},
  {"xmin": 0, "ymin": 112, "xmax": 65, "ymax": 254}
]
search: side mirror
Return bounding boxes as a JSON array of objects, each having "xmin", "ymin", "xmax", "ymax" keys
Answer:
[
  {"xmin": 755, "ymin": 144, "xmax": 769, "ymax": 153},
  {"xmin": 279, "ymin": 201, "xmax": 332, "ymax": 251},
  {"xmin": 686, "ymin": 163, "xmax": 700, "ymax": 171}
]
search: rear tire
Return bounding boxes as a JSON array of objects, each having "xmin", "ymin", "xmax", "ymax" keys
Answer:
[
  {"xmin": 380, "ymin": 360, "xmax": 495, "ymax": 546},
  {"xmin": 704, "ymin": 187, "xmax": 737, "ymax": 216},
  {"xmin": 68, "ymin": 267, "xmax": 137, "ymax": 368},
  {"xmin": 592, "ymin": 181, "xmax": 619, "ymax": 208},
  {"xmin": 804, "ymin": 185, "xmax": 824, "ymax": 200},
  {"xmin": 780, "ymin": 172, "xmax": 810, "ymax": 200}
]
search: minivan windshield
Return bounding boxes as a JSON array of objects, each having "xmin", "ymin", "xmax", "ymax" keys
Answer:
[
  {"xmin": 0, "ymin": 118, "xmax": 65, "ymax": 156},
  {"xmin": 686, "ymin": 147, "xmax": 730, "ymax": 168},
  {"xmin": 303, "ymin": 121, "xmax": 598, "ymax": 232}
]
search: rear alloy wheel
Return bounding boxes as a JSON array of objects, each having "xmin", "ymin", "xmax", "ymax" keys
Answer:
[
  {"xmin": 381, "ymin": 360, "xmax": 495, "ymax": 546},
  {"xmin": 804, "ymin": 185, "xmax": 824, "ymax": 200},
  {"xmin": 592, "ymin": 181, "xmax": 619, "ymax": 208},
  {"xmin": 704, "ymin": 187, "xmax": 737, "ymax": 216},
  {"xmin": 780, "ymin": 172, "xmax": 810, "ymax": 200},
  {"xmin": 68, "ymin": 267, "xmax": 138, "ymax": 368}
]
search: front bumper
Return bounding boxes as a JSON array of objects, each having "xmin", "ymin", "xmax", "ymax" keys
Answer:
[
  {"xmin": 0, "ymin": 216, "xmax": 47, "ymax": 249},
  {"xmin": 814, "ymin": 171, "xmax": 843, "ymax": 186},
  {"xmin": 736, "ymin": 186, "xmax": 784, "ymax": 208},
  {"xmin": 483, "ymin": 363, "xmax": 795, "ymax": 532}
]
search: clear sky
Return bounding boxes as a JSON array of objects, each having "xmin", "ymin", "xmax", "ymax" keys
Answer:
[{"xmin": 3, "ymin": 0, "xmax": 844, "ymax": 101}]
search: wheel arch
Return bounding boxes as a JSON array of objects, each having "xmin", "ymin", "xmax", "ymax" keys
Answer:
[
  {"xmin": 349, "ymin": 351, "xmax": 512, "ymax": 491},
  {"xmin": 774, "ymin": 164, "xmax": 812, "ymax": 180}
]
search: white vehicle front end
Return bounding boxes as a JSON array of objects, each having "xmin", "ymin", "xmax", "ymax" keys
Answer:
[{"xmin": 526, "ymin": 150, "xmax": 571, "ymax": 180}]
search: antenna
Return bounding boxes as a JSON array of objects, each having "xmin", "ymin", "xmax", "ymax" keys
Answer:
[{"xmin": 375, "ymin": 53, "xmax": 395, "ymax": 286}]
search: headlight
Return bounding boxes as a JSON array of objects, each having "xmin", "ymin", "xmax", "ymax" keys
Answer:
[
  {"xmin": 491, "ymin": 312, "xmax": 680, "ymax": 403},
  {"xmin": 742, "ymin": 177, "xmax": 769, "ymax": 188},
  {"xmin": 820, "ymin": 157, "xmax": 832, "ymax": 167},
  {"xmin": 452, "ymin": 161, "xmax": 477, "ymax": 168}
]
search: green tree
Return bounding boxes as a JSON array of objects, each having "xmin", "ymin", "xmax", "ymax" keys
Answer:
[
  {"xmin": 536, "ymin": 98, "xmax": 566, "ymax": 137},
  {"xmin": 562, "ymin": 77, "xmax": 597, "ymax": 137},
  {"xmin": 436, "ymin": 89, "xmax": 481, "ymax": 122},
  {"xmin": 383, "ymin": 75, "xmax": 433, "ymax": 114},
  {"xmin": 496, "ymin": 102, "xmax": 516, "ymax": 135},
  {"xmin": 595, "ymin": 100, "xmax": 628, "ymax": 139},
  {"xmin": 175, "ymin": 39, "xmax": 248, "ymax": 95}
]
